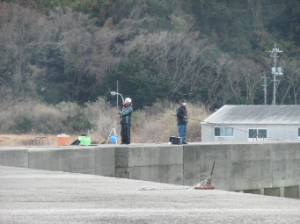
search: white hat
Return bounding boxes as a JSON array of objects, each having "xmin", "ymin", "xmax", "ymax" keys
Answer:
[{"xmin": 125, "ymin": 97, "xmax": 132, "ymax": 103}]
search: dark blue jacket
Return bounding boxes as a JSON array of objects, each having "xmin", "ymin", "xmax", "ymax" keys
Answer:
[{"xmin": 176, "ymin": 106, "xmax": 187, "ymax": 126}]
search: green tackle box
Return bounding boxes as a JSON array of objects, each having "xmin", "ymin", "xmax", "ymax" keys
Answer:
[{"xmin": 78, "ymin": 136, "xmax": 91, "ymax": 146}]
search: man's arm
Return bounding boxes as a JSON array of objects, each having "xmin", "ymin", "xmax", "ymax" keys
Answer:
[{"xmin": 118, "ymin": 107, "xmax": 133, "ymax": 116}]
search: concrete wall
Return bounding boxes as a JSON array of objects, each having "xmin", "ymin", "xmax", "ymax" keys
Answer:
[
  {"xmin": 94, "ymin": 146, "xmax": 115, "ymax": 177},
  {"xmin": 183, "ymin": 142, "xmax": 300, "ymax": 196},
  {"xmin": 183, "ymin": 144, "xmax": 231, "ymax": 189},
  {"xmin": 113, "ymin": 142, "xmax": 300, "ymax": 198},
  {"xmin": 183, "ymin": 142, "xmax": 300, "ymax": 190},
  {"xmin": 1, "ymin": 142, "xmax": 300, "ymax": 198},
  {"xmin": 28, "ymin": 147, "xmax": 95, "ymax": 174},
  {"xmin": 0, "ymin": 147, "xmax": 28, "ymax": 168},
  {"xmin": 0, "ymin": 145, "xmax": 115, "ymax": 176},
  {"xmin": 115, "ymin": 145, "xmax": 183, "ymax": 185}
]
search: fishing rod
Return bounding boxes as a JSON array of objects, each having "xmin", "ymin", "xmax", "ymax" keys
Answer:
[{"xmin": 174, "ymin": 114, "xmax": 280, "ymax": 141}]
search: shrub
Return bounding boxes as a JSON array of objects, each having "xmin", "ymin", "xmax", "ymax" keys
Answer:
[
  {"xmin": 0, "ymin": 96, "xmax": 211, "ymax": 143},
  {"xmin": 15, "ymin": 117, "xmax": 33, "ymax": 133},
  {"xmin": 69, "ymin": 114, "xmax": 92, "ymax": 132},
  {"xmin": 84, "ymin": 98, "xmax": 119, "ymax": 141},
  {"xmin": 131, "ymin": 100, "xmax": 210, "ymax": 143}
]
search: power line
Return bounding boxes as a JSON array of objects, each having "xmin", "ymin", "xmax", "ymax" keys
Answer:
[{"xmin": 173, "ymin": 114, "xmax": 280, "ymax": 141}]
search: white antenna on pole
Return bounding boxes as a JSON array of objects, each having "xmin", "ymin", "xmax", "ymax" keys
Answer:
[{"xmin": 268, "ymin": 42, "xmax": 283, "ymax": 105}]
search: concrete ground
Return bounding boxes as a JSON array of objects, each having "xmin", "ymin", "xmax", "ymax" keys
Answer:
[{"xmin": 1, "ymin": 166, "xmax": 300, "ymax": 224}]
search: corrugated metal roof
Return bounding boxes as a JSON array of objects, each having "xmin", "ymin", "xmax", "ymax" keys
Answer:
[{"xmin": 203, "ymin": 105, "xmax": 300, "ymax": 124}]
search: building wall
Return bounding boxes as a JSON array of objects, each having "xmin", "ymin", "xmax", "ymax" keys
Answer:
[{"xmin": 202, "ymin": 123, "xmax": 300, "ymax": 142}]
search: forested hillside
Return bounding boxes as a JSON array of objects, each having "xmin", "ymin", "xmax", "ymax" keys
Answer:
[{"xmin": 1, "ymin": 0, "xmax": 300, "ymax": 110}]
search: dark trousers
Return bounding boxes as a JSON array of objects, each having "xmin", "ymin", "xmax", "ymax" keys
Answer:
[{"xmin": 121, "ymin": 123, "xmax": 131, "ymax": 144}]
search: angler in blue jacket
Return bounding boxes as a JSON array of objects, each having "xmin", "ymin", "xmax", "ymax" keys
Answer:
[{"xmin": 176, "ymin": 99, "xmax": 188, "ymax": 144}]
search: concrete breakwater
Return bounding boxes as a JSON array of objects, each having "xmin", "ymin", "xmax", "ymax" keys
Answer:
[{"xmin": 1, "ymin": 142, "xmax": 300, "ymax": 198}]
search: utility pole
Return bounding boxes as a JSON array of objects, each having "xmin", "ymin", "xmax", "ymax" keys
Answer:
[
  {"xmin": 116, "ymin": 80, "xmax": 119, "ymax": 108},
  {"xmin": 268, "ymin": 42, "xmax": 283, "ymax": 105},
  {"xmin": 261, "ymin": 74, "xmax": 268, "ymax": 105}
]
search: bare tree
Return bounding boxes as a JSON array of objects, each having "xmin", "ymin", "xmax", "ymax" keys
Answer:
[
  {"xmin": 119, "ymin": 31, "xmax": 220, "ymax": 99},
  {"xmin": 279, "ymin": 59, "xmax": 300, "ymax": 104},
  {"xmin": 0, "ymin": 3, "xmax": 123, "ymax": 102},
  {"xmin": 224, "ymin": 58, "xmax": 264, "ymax": 104}
]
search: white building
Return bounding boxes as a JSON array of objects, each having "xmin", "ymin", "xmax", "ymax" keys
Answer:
[{"xmin": 201, "ymin": 105, "xmax": 300, "ymax": 142}]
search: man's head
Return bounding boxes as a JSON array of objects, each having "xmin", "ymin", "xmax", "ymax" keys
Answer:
[
  {"xmin": 125, "ymin": 97, "xmax": 132, "ymax": 103},
  {"xmin": 180, "ymin": 99, "xmax": 186, "ymax": 106}
]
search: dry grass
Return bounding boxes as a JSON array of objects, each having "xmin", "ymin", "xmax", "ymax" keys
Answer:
[
  {"xmin": 131, "ymin": 100, "xmax": 210, "ymax": 143},
  {"xmin": 0, "ymin": 99, "xmax": 211, "ymax": 146},
  {"xmin": 0, "ymin": 134, "xmax": 106, "ymax": 146}
]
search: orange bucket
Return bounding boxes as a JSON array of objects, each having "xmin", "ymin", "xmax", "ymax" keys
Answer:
[{"xmin": 57, "ymin": 134, "xmax": 70, "ymax": 145}]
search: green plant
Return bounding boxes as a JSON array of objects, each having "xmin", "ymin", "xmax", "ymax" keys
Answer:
[
  {"xmin": 69, "ymin": 114, "xmax": 92, "ymax": 132},
  {"xmin": 15, "ymin": 117, "xmax": 33, "ymax": 133}
]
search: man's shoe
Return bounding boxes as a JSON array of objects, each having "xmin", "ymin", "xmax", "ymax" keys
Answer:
[{"xmin": 182, "ymin": 142, "xmax": 188, "ymax": 144}]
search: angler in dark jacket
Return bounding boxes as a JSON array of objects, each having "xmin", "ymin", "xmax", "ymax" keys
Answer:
[
  {"xmin": 176, "ymin": 99, "xmax": 188, "ymax": 144},
  {"xmin": 118, "ymin": 97, "xmax": 133, "ymax": 144}
]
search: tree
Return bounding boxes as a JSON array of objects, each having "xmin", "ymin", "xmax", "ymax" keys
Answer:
[
  {"xmin": 277, "ymin": 59, "xmax": 300, "ymax": 104},
  {"xmin": 106, "ymin": 54, "xmax": 170, "ymax": 109}
]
